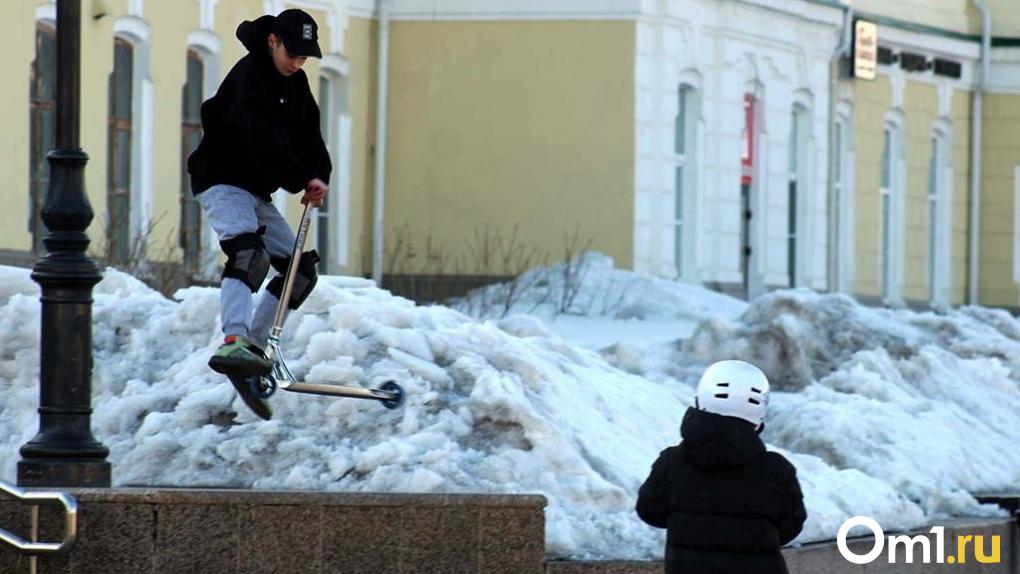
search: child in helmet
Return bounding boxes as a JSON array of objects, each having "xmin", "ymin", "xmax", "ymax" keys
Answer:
[{"xmin": 636, "ymin": 360, "xmax": 806, "ymax": 574}]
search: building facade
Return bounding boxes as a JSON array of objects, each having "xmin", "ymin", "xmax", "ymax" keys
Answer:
[{"xmin": 6, "ymin": 0, "xmax": 1020, "ymax": 310}]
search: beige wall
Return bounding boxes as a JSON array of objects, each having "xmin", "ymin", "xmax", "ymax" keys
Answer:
[
  {"xmin": 382, "ymin": 20, "xmax": 635, "ymax": 277},
  {"xmin": 979, "ymin": 93, "xmax": 1020, "ymax": 307},
  {"xmin": 852, "ymin": 75, "xmax": 891, "ymax": 298}
]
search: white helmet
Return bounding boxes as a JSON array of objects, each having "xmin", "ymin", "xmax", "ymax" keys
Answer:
[{"xmin": 695, "ymin": 360, "xmax": 770, "ymax": 427}]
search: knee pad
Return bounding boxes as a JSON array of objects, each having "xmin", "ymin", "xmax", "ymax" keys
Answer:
[
  {"xmin": 220, "ymin": 229, "xmax": 271, "ymax": 292},
  {"xmin": 267, "ymin": 250, "xmax": 320, "ymax": 309}
]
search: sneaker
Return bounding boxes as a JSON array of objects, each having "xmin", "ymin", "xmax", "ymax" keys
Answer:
[{"xmin": 208, "ymin": 336, "xmax": 274, "ymax": 378}]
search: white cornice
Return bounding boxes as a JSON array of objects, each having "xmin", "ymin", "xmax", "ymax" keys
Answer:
[
  {"xmin": 346, "ymin": 0, "xmax": 642, "ymax": 20},
  {"xmin": 989, "ymin": 47, "xmax": 1020, "ymax": 93},
  {"xmin": 877, "ymin": 24, "xmax": 980, "ymax": 62}
]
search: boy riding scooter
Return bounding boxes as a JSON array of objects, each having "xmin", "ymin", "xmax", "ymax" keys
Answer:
[{"xmin": 188, "ymin": 8, "xmax": 330, "ymax": 420}]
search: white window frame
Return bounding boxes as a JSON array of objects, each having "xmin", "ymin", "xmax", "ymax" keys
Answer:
[
  {"xmin": 314, "ymin": 56, "xmax": 353, "ymax": 274},
  {"xmin": 788, "ymin": 104, "xmax": 810, "ymax": 288},
  {"xmin": 113, "ymin": 17, "xmax": 153, "ymax": 259},
  {"xmin": 927, "ymin": 123, "xmax": 952, "ymax": 308},
  {"xmin": 880, "ymin": 114, "xmax": 905, "ymax": 305},
  {"xmin": 185, "ymin": 33, "xmax": 222, "ymax": 280},
  {"xmin": 673, "ymin": 83, "xmax": 700, "ymax": 282},
  {"xmin": 833, "ymin": 101, "xmax": 856, "ymax": 294}
]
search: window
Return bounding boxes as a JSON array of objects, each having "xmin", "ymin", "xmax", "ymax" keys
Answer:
[
  {"xmin": 787, "ymin": 107, "xmax": 807, "ymax": 287},
  {"xmin": 30, "ymin": 23, "xmax": 56, "ymax": 254},
  {"xmin": 180, "ymin": 49, "xmax": 204, "ymax": 273},
  {"xmin": 674, "ymin": 86, "xmax": 688, "ymax": 278},
  {"xmin": 926, "ymin": 136, "xmax": 939, "ymax": 301},
  {"xmin": 880, "ymin": 127, "xmax": 892, "ymax": 300},
  {"xmin": 107, "ymin": 38, "xmax": 133, "ymax": 264},
  {"xmin": 316, "ymin": 74, "xmax": 331, "ymax": 273},
  {"xmin": 833, "ymin": 118, "xmax": 845, "ymax": 287}
]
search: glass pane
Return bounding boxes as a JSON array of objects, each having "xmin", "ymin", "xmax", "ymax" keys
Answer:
[
  {"xmin": 788, "ymin": 181, "xmax": 797, "ymax": 235},
  {"xmin": 789, "ymin": 181, "xmax": 797, "ymax": 287},
  {"xmin": 928, "ymin": 197, "xmax": 937, "ymax": 295},
  {"xmin": 881, "ymin": 128, "xmax": 891, "ymax": 188},
  {"xmin": 34, "ymin": 26, "xmax": 57, "ymax": 102},
  {"xmin": 881, "ymin": 193, "xmax": 891, "ymax": 295},
  {"xmin": 319, "ymin": 76, "xmax": 331, "ymax": 140},
  {"xmin": 317, "ymin": 213, "xmax": 330, "ymax": 274},
  {"xmin": 788, "ymin": 110, "xmax": 800, "ymax": 173},
  {"xmin": 834, "ymin": 122, "xmax": 843, "ymax": 183},
  {"xmin": 183, "ymin": 53, "xmax": 204, "ymax": 121},
  {"xmin": 675, "ymin": 88, "xmax": 687, "ymax": 155},
  {"xmin": 117, "ymin": 130, "xmax": 131, "ymax": 187},
  {"xmin": 675, "ymin": 166, "xmax": 684, "ymax": 222},
  {"xmin": 114, "ymin": 40, "xmax": 133, "ymax": 118}
]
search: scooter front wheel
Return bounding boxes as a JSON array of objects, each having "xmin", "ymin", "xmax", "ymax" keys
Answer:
[{"xmin": 250, "ymin": 375, "xmax": 278, "ymax": 399}]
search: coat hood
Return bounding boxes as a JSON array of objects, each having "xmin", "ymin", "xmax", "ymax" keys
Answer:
[
  {"xmin": 236, "ymin": 15, "xmax": 275, "ymax": 56},
  {"xmin": 679, "ymin": 407, "xmax": 765, "ymax": 470}
]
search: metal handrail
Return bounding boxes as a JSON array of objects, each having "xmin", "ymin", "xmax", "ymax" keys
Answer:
[{"xmin": 0, "ymin": 479, "xmax": 78, "ymax": 555}]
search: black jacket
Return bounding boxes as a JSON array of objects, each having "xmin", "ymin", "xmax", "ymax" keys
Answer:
[
  {"xmin": 636, "ymin": 408, "xmax": 807, "ymax": 574},
  {"xmin": 188, "ymin": 15, "xmax": 331, "ymax": 201}
]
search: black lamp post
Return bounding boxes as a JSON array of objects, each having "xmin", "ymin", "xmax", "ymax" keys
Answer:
[{"xmin": 17, "ymin": 0, "xmax": 111, "ymax": 488}]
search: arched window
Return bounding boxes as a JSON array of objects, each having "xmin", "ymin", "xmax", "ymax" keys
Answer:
[
  {"xmin": 315, "ymin": 67, "xmax": 352, "ymax": 275},
  {"xmin": 316, "ymin": 74, "xmax": 332, "ymax": 272},
  {"xmin": 880, "ymin": 126, "xmax": 893, "ymax": 300},
  {"xmin": 879, "ymin": 116, "xmax": 904, "ymax": 304},
  {"xmin": 30, "ymin": 22, "xmax": 56, "ymax": 255},
  {"xmin": 181, "ymin": 49, "xmax": 204, "ymax": 273},
  {"xmin": 673, "ymin": 85, "xmax": 698, "ymax": 280},
  {"xmin": 108, "ymin": 37, "xmax": 134, "ymax": 264},
  {"xmin": 787, "ymin": 104, "xmax": 810, "ymax": 287},
  {"xmin": 832, "ymin": 102, "xmax": 855, "ymax": 294}
]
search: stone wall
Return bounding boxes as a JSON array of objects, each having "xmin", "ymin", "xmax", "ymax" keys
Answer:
[{"xmin": 0, "ymin": 488, "xmax": 546, "ymax": 574}]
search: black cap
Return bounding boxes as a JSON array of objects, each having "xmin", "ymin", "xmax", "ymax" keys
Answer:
[{"xmin": 273, "ymin": 9, "xmax": 322, "ymax": 58}]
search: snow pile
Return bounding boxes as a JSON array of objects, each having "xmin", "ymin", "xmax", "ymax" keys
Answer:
[
  {"xmin": 1, "ymin": 266, "xmax": 686, "ymax": 558},
  {"xmin": 455, "ymin": 253, "xmax": 747, "ymax": 322},
  {"xmin": 623, "ymin": 288, "xmax": 1020, "ymax": 524},
  {"xmin": 1, "ymin": 264, "xmax": 1017, "ymax": 559}
]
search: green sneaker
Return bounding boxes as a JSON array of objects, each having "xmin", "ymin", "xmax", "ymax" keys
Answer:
[{"xmin": 208, "ymin": 336, "xmax": 273, "ymax": 378}]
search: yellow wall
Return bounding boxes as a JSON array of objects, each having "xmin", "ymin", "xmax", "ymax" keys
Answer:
[
  {"xmin": 851, "ymin": 78, "xmax": 973, "ymax": 306},
  {"xmin": 853, "ymin": 0, "xmax": 975, "ymax": 35},
  {"xmin": 3, "ymin": 2, "xmax": 39, "ymax": 252},
  {"xmin": 852, "ymin": 75, "xmax": 892, "ymax": 298},
  {"xmin": 382, "ymin": 20, "xmax": 635, "ymax": 276},
  {"xmin": 346, "ymin": 17, "xmax": 376, "ymax": 278},
  {"xmin": 986, "ymin": 0, "xmax": 1020, "ymax": 37},
  {"xmin": 979, "ymin": 93, "xmax": 1020, "ymax": 307},
  {"xmin": 5, "ymin": 1, "xmax": 369, "ymax": 271}
]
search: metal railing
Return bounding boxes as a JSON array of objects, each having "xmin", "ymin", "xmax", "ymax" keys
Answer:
[{"xmin": 0, "ymin": 479, "xmax": 78, "ymax": 557}]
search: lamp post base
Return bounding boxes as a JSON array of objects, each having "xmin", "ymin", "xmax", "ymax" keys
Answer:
[{"xmin": 18, "ymin": 459, "xmax": 111, "ymax": 488}]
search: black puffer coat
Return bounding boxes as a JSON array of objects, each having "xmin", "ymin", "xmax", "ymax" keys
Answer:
[
  {"xmin": 636, "ymin": 408, "xmax": 806, "ymax": 574},
  {"xmin": 188, "ymin": 15, "xmax": 331, "ymax": 201}
]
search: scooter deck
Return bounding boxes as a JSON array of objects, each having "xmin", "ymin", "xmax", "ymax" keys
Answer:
[{"xmin": 226, "ymin": 373, "xmax": 274, "ymax": 421}]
